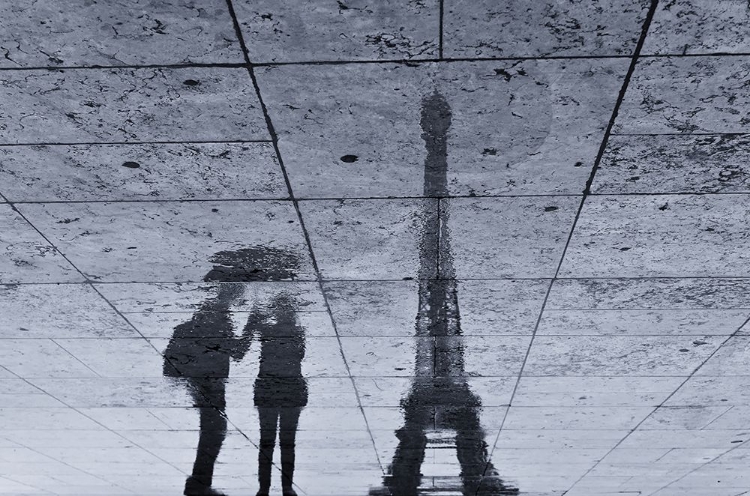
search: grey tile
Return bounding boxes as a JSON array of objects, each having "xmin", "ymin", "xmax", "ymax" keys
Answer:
[
  {"xmin": 513, "ymin": 377, "xmax": 684, "ymax": 407},
  {"xmin": 0, "ymin": 408, "xmax": 104, "ymax": 431},
  {"xmin": 257, "ymin": 59, "xmax": 627, "ymax": 198},
  {"xmin": 234, "ymin": 0, "xmax": 439, "ymax": 63},
  {"xmin": 28, "ymin": 377, "xmax": 192, "ymax": 408},
  {"xmin": 0, "ymin": 143, "xmax": 285, "ymax": 202},
  {"xmin": 0, "ymin": 284, "xmax": 137, "ymax": 338},
  {"xmin": 523, "ymin": 335, "xmax": 720, "ymax": 376},
  {"xmin": 95, "ymin": 281, "xmax": 327, "ymax": 313},
  {"xmin": 642, "ymin": 0, "xmax": 750, "ymax": 55},
  {"xmin": 665, "ymin": 376, "xmax": 750, "ymax": 406},
  {"xmin": 614, "ymin": 56, "xmax": 750, "ymax": 134},
  {"xmin": 696, "ymin": 337, "xmax": 750, "ymax": 376},
  {"xmin": 618, "ymin": 429, "xmax": 747, "ymax": 449},
  {"xmin": 0, "ymin": 339, "xmax": 99, "ymax": 379},
  {"xmin": 340, "ymin": 336, "xmax": 530, "ymax": 377},
  {"xmin": 701, "ymin": 406, "xmax": 750, "ymax": 430},
  {"xmin": 323, "ymin": 279, "xmax": 548, "ymax": 337},
  {"xmin": 548, "ymin": 278, "xmax": 750, "ymax": 310},
  {"xmin": 447, "ymin": 197, "xmax": 580, "ymax": 278},
  {"xmin": 538, "ymin": 309, "xmax": 749, "ymax": 336},
  {"xmin": 444, "ymin": 0, "xmax": 650, "ymax": 57},
  {"xmin": 301, "ymin": 199, "xmax": 431, "ymax": 280},
  {"xmin": 0, "ymin": 0, "xmax": 243, "ymax": 67},
  {"xmin": 18, "ymin": 201, "xmax": 314, "ymax": 282},
  {"xmin": 503, "ymin": 406, "xmax": 653, "ymax": 430},
  {"xmin": 55, "ymin": 338, "xmax": 164, "ymax": 378},
  {"xmin": 354, "ymin": 376, "xmax": 516, "ymax": 406},
  {"xmin": 0, "ymin": 68, "xmax": 268, "ymax": 144},
  {"xmin": 495, "ymin": 429, "xmax": 627, "ymax": 450},
  {"xmin": 638, "ymin": 406, "xmax": 732, "ymax": 430},
  {"xmin": 0, "ymin": 379, "xmax": 64, "ymax": 408},
  {"xmin": 593, "ymin": 134, "xmax": 750, "ymax": 194},
  {"xmin": 0, "ymin": 204, "xmax": 81, "ymax": 284},
  {"xmin": 559, "ymin": 195, "xmax": 750, "ymax": 278}
]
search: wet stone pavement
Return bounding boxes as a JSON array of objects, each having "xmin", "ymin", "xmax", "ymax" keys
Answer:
[{"xmin": 1, "ymin": 1, "xmax": 750, "ymax": 495}]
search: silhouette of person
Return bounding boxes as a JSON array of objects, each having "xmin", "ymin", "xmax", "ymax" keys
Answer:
[
  {"xmin": 247, "ymin": 293, "xmax": 307, "ymax": 496},
  {"xmin": 162, "ymin": 247, "xmax": 306, "ymax": 496}
]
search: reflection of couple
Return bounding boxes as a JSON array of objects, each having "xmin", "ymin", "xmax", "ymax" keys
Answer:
[{"xmin": 163, "ymin": 248, "xmax": 307, "ymax": 496}]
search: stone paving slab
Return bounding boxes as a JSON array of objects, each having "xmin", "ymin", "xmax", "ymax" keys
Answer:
[
  {"xmin": 0, "ymin": 204, "xmax": 82, "ymax": 284},
  {"xmin": 594, "ymin": 134, "xmax": 750, "ymax": 194},
  {"xmin": 0, "ymin": 0, "xmax": 244, "ymax": 67},
  {"xmin": 257, "ymin": 59, "xmax": 627, "ymax": 198},
  {"xmin": 0, "ymin": 68, "xmax": 268, "ymax": 144},
  {"xmin": 17, "ymin": 200, "xmax": 314, "ymax": 282},
  {"xmin": 613, "ymin": 56, "xmax": 750, "ymax": 134},
  {"xmin": 559, "ymin": 195, "xmax": 750, "ymax": 278},
  {"xmin": 234, "ymin": 0, "xmax": 439, "ymax": 63},
  {"xmin": 0, "ymin": 143, "xmax": 285, "ymax": 202},
  {"xmin": 443, "ymin": 0, "xmax": 651, "ymax": 58},
  {"xmin": 642, "ymin": 0, "xmax": 750, "ymax": 55}
]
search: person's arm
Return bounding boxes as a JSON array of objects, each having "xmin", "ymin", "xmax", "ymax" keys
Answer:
[{"xmin": 231, "ymin": 306, "xmax": 265, "ymax": 360}]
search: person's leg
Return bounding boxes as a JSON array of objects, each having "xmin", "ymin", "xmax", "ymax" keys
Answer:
[
  {"xmin": 186, "ymin": 380, "xmax": 228, "ymax": 495},
  {"xmin": 257, "ymin": 407, "xmax": 279, "ymax": 496},
  {"xmin": 279, "ymin": 407, "xmax": 303, "ymax": 495}
]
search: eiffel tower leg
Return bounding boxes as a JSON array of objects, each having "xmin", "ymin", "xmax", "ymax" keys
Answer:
[{"xmin": 386, "ymin": 405, "xmax": 431, "ymax": 494}]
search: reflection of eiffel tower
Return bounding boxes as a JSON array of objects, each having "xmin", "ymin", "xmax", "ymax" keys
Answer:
[{"xmin": 369, "ymin": 92, "xmax": 519, "ymax": 495}]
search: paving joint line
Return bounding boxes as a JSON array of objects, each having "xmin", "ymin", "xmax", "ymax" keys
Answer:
[
  {"xmin": 482, "ymin": 0, "xmax": 661, "ymax": 488},
  {"xmin": 0, "ymin": 139, "xmax": 272, "ymax": 147},
  {"xmin": 0, "ymin": 50, "xmax": 747, "ymax": 73},
  {"xmin": 224, "ymin": 0, "xmax": 385, "ymax": 478},
  {"xmin": 565, "ymin": 312, "xmax": 750, "ymax": 495},
  {"xmin": 438, "ymin": 0, "xmax": 445, "ymax": 59}
]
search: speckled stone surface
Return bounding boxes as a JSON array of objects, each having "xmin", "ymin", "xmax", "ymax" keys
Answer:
[
  {"xmin": 257, "ymin": 59, "xmax": 627, "ymax": 197},
  {"xmin": 443, "ymin": 0, "xmax": 651, "ymax": 58},
  {"xmin": 0, "ymin": 284, "xmax": 137, "ymax": 338},
  {"xmin": 17, "ymin": 201, "xmax": 314, "ymax": 282},
  {"xmin": 0, "ymin": 0, "xmax": 243, "ymax": 67},
  {"xmin": 3, "ymin": 2, "xmax": 750, "ymax": 495},
  {"xmin": 447, "ymin": 196, "xmax": 580, "ymax": 278},
  {"xmin": 614, "ymin": 56, "xmax": 750, "ymax": 134},
  {"xmin": 234, "ymin": 0, "xmax": 439, "ymax": 62},
  {"xmin": 560, "ymin": 195, "xmax": 750, "ymax": 277},
  {"xmin": 0, "ymin": 204, "xmax": 81, "ymax": 283},
  {"xmin": 642, "ymin": 0, "xmax": 750, "ymax": 55},
  {"xmin": 0, "ymin": 68, "xmax": 268, "ymax": 144},
  {"xmin": 594, "ymin": 134, "xmax": 750, "ymax": 193},
  {"xmin": 0, "ymin": 143, "xmax": 284, "ymax": 201}
]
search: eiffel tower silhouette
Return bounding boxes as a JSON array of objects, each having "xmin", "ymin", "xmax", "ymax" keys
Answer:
[{"xmin": 368, "ymin": 92, "xmax": 519, "ymax": 496}]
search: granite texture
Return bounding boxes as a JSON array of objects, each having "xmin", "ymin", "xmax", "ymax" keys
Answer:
[
  {"xmin": 560, "ymin": 195, "xmax": 750, "ymax": 277},
  {"xmin": 234, "ymin": 0, "xmax": 439, "ymax": 62},
  {"xmin": 0, "ymin": 204, "xmax": 81, "ymax": 284},
  {"xmin": 2, "ymin": 1, "xmax": 750, "ymax": 495},
  {"xmin": 594, "ymin": 134, "xmax": 750, "ymax": 194},
  {"xmin": 0, "ymin": 143, "xmax": 285, "ymax": 201},
  {"xmin": 614, "ymin": 56, "xmax": 750, "ymax": 134},
  {"xmin": 444, "ymin": 0, "xmax": 651, "ymax": 58},
  {"xmin": 643, "ymin": 0, "xmax": 750, "ymax": 55},
  {"xmin": 257, "ymin": 59, "xmax": 627, "ymax": 197},
  {"xmin": 0, "ymin": 67, "xmax": 268, "ymax": 144},
  {"xmin": 17, "ymin": 201, "xmax": 314, "ymax": 282},
  {"xmin": 0, "ymin": 0, "xmax": 243, "ymax": 67}
]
